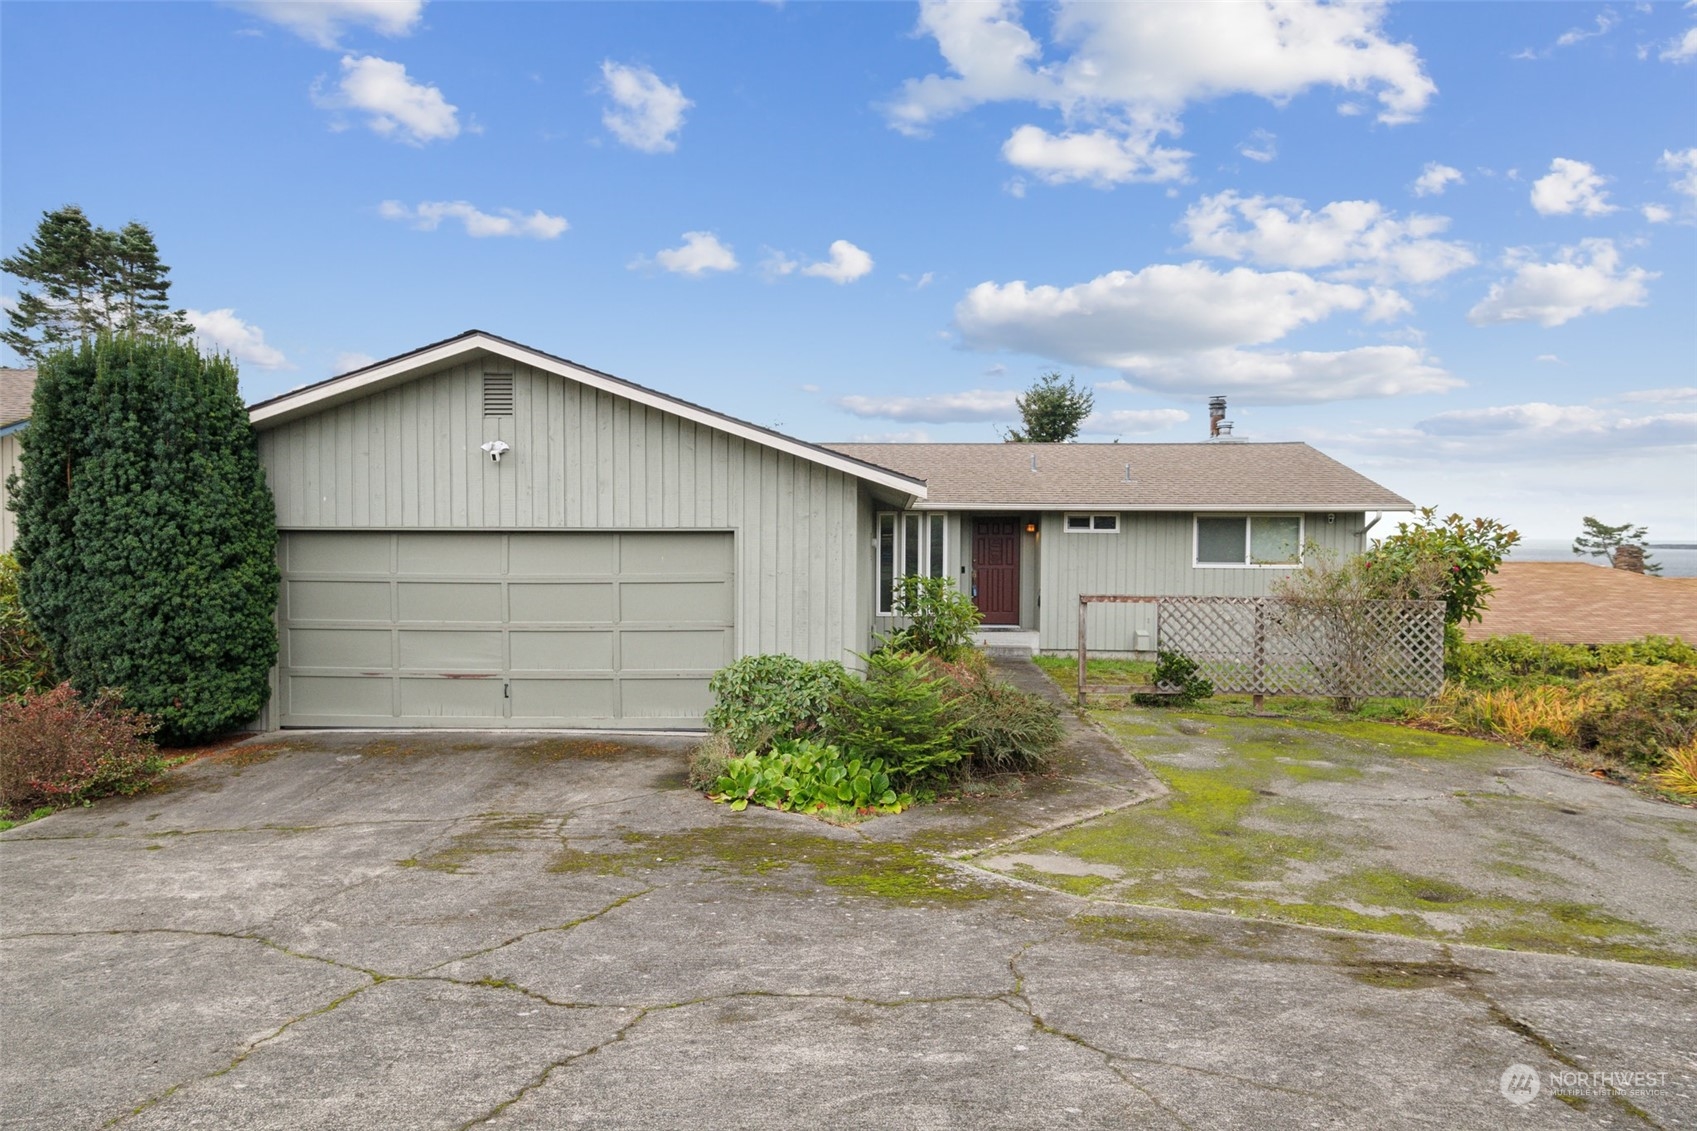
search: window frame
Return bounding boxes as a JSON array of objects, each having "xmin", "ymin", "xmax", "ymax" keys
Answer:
[
  {"xmin": 1192, "ymin": 513, "xmax": 1305, "ymax": 569},
  {"xmin": 1063, "ymin": 512, "xmax": 1120, "ymax": 534},
  {"xmin": 875, "ymin": 511, "xmax": 949, "ymax": 615}
]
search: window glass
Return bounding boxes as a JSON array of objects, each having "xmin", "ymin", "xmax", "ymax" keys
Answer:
[
  {"xmin": 1250, "ymin": 516, "xmax": 1301, "ymax": 564},
  {"xmin": 903, "ymin": 514, "xmax": 921, "ymax": 578},
  {"xmin": 878, "ymin": 513, "xmax": 896, "ymax": 613},
  {"xmin": 1065, "ymin": 514, "xmax": 1091, "ymax": 531},
  {"xmin": 1092, "ymin": 514, "xmax": 1118, "ymax": 532},
  {"xmin": 1196, "ymin": 517, "xmax": 1247, "ymax": 564},
  {"xmin": 928, "ymin": 514, "xmax": 945, "ymax": 577}
]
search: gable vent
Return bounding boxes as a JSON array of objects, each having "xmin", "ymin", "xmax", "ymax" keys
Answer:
[{"xmin": 482, "ymin": 372, "xmax": 514, "ymax": 416}]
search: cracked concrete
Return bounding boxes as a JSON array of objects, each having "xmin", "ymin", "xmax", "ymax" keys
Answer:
[{"xmin": 3, "ymin": 723, "xmax": 1694, "ymax": 1129}]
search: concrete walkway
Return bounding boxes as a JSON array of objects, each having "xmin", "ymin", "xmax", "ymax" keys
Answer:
[{"xmin": 2, "ymin": 711, "xmax": 1694, "ymax": 1128}]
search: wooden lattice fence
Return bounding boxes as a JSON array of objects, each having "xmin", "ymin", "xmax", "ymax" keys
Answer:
[{"xmin": 1077, "ymin": 595, "xmax": 1446, "ymax": 703}]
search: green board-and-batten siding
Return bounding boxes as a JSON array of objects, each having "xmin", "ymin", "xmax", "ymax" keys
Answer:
[
  {"xmin": 256, "ymin": 357, "xmax": 868, "ymax": 670},
  {"xmin": 1037, "ymin": 510, "xmax": 1366, "ymax": 653}
]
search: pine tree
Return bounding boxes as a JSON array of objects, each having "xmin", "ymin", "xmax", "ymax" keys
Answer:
[
  {"xmin": 1572, "ymin": 516, "xmax": 1661, "ymax": 575},
  {"xmin": 14, "ymin": 337, "xmax": 278, "ymax": 743},
  {"xmin": 1, "ymin": 206, "xmax": 112, "ymax": 361},
  {"xmin": 2, "ymin": 207, "xmax": 189, "ymax": 363}
]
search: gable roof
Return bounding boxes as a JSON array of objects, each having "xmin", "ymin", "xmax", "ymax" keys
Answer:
[
  {"xmin": 823, "ymin": 441, "xmax": 1411, "ymax": 511},
  {"xmin": 247, "ymin": 330, "xmax": 927, "ymax": 499},
  {"xmin": 1, "ymin": 368, "xmax": 36, "ymax": 434}
]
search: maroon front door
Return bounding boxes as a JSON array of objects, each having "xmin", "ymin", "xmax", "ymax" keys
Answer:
[{"xmin": 972, "ymin": 517, "xmax": 1021, "ymax": 625}]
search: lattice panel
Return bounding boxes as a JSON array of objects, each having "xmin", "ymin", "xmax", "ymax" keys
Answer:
[{"xmin": 1153, "ymin": 596, "xmax": 1445, "ymax": 699}]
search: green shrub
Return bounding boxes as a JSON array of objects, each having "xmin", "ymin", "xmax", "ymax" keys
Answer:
[
  {"xmin": 0, "ymin": 553, "xmax": 54, "ymax": 698},
  {"xmin": 1573, "ymin": 664, "xmax": 1697, "ymax": 768},
  {"xmin": 0, "ymin": 682, "xmax": 161, "ymax": 815},
  {"xmin": 1447, "ymin": 634, "xmax": 1697, "ymax": 688},
  {"xmin": 686, "ymin": 731, "xmax": 737, "ymax": 791},
  {"xmin": 883, "ymin": 575, "xmax": 982, "ymax": 661},
  {"xmin": 825, "ymin": 650, "xmax": 966, "ymax": 786},
  {"xmin": 703, "ymin": 654, "xmax": 851, "ymax": 754},
  {"xmin": 929, "ymin": 657, "xmax": 1063, "ymax": 773},
  {"xmin": 1136, "ymin": 650, "xmax": 1213, "ymax": 707},
  {"xmin": 708, "ymin": 737, "xmax": 909, "ymax": 815}
]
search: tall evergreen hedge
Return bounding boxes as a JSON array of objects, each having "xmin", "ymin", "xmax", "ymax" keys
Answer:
[{"xmin": 12, "ymin": 337, "xmax": 279, "ymax": 744}]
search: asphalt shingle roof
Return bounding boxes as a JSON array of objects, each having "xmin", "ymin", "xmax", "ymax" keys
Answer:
[
  {"xmin": 1463, "ymin": 562, "xmax": 1697, "ymax": 645},
  {"xmin": 1, "ymin": 368, "xmax": 36, "ymax": 428},
  {"xmin": 822, "ymin": 441, "xmax": 1411, "ymax": 510}
]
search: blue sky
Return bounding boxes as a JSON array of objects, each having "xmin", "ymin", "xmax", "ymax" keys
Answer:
[{"xmin": 3, "ymin": 0, "xmax": 1693, "ymax": 538}]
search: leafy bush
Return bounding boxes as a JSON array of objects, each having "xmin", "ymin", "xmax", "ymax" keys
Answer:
[
  {"xmin": 1447, "ymin": 634, "xmax": 1697, "ymax": 688},
  {"xmin": 703, "ymin": 654, "xmax": 851, "ymax": 754},
  {"xmin": 0, "ymin": 553, "xmax": 54, "ymax": 698},
  {"xmin": 1573, "ymin": 665, "xmax": 1697, "ymax": 768},
  {"xmin": 686, "ymin": 731, "xmax": 737, "ymax": 791},
  {"xmin": 707, "ymin": 737, "xmax": 909, "ymax": 815},
  {"xmin": 0, "ymin": 682, "xmax": 161, "ymax": 814},
  {"xmin": 1136, "ymin": 650, "xmax": 1213, "ymax": 707},
  {"xmin": 1422, "ymin": 684, "xmax": 1591, "ymax": 747},
  {"xmin": 1364, "ymin": 507, "xmax": 1519, "ymax": 628},
  {"xmin": 946, "ymin": 668, "xmax": 1064, "ymax": 773},
  {"xmin": 883, "ymin": 575, "xmax": 982, "ymax": 661},
  {"xmin": 824, "ymin": 650, "xmax": 966, "ymax": 786}
]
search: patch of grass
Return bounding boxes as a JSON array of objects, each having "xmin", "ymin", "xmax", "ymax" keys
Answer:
[
  {"xmin": 404, "ymin": 815, "xmax": 546, "ymax": 874},
  {"xmin": 0, "ymin": 805, "xmax": 55, "ymax": 832}
]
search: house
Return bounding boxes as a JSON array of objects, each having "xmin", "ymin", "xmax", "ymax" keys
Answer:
[
  {"xmin": 0, "ymin": 367, "xmax": 36, "ymax": 553},
  {"xmin": 4, "ymin": 331, "xmax": 1412, "ymax": 730}
]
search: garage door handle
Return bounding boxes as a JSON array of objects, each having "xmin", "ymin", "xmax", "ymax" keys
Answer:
[{"xmin": 504, "ymin": 682, "xmax": 510, "ymax": 699}]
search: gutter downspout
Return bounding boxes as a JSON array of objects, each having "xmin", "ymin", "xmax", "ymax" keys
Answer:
[{"xmin": 1354, "ymin": 512, "xmax": 1382, "ymax": 538}]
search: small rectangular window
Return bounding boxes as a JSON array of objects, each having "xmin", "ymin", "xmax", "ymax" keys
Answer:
[
  {"xmin": 928, "ymin": 514, "xmax": 945, "ymax": 578},
  {"xmin": 1195, "ymin": 515, "xmax": 1303, "ymax": 566},
  {"xmin": 1249, "ymin": 516, "xmax": 1301, "ymax": 564},
  {"xmin": 904, "ymin": 513, "xmax": 921, "ymax": 579},
  {"xmin": 877, "ymin": 513, "xmax": 897, "ymax": 615},
  {"xmin": 1065, "ymin": 513, "xmax": 1118, "ymax": 533},
  {"xmin": 877, "ymin": 510, "xmax": 949, "ymax": 614},
  {"xmin": 1197, "ymin": 517, "xmax": 1247, "ymax": 563}
]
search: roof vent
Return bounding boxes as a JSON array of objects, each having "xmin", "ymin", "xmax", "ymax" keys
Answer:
[
  {"xmin": 1208, "ymin": 395, "xmax": 1229, "ymax": 438},
  {"xmin": 483, "ymin": 372, "xmax": 514, "ymax": 416}
]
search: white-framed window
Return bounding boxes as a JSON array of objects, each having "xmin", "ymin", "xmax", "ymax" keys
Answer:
[
  {"xmin": 1064, "ymin": 513, "xmax": 1119, "ymax": 534},
  {"xmin": 877, "ymin": 511, "xmax": 948, "ymax": 615},
  {"xmin": 1194, "ymin": 514, "xmax": 1303, "ymax": 567}
]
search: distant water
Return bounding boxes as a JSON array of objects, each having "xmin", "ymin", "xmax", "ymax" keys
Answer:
[{"xmin": 1504, "ymin": 538, "xmax": 1697, "ymax": 579}]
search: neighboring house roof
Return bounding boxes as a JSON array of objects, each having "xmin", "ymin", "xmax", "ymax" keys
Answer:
[
  {"xmin": 823, "ymin": 441, "xmax": 1412, "ymax": 511},
  {"xmin": 1464, "ymin": 561, "xmax": 1697, "ymax": 645},
  {"xmin": 248, "ymin": 330, "xmax": 927, "ymax": 500},
  {"xmin": 1, "ymin": 368, "xmax": 37, "ymax": 433}
]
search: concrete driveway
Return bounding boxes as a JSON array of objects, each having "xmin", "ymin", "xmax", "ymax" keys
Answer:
[{"xmin": 2, "ymin": 723, "xmax": 1694, "ymax": 1130}]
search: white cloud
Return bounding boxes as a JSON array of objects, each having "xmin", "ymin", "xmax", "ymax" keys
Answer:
[
  {"xmin": 638, "ymin": 231, "xmax": 738, "ymax": 277},
  {"xmin": 1413, "ymin": 403, "xmax": 1696, "ymax": 453},
  {"xmin": 1660, "ymin": 25, "xmax": 1697, "ymax": 62},
  {"xmin": 1618, "ymin": 386, "xmax": 1697, "ymax": 404},
  {"xmin": 600, "ymin": 61, "xmax": 691, "ymax": 153},
  {"xmin": 801, "ymin": 240, "xmax": 874, "ymax": 284},
  {"xmin": 1001, "ymin": 125, "xmax": 1190, "ymax": 186},
  {"xmin": 1181, "ymin": 191, "xmax": 1476, "ymax": 285},
  {"xmin": 1237, "ymin": 128, "xmax": 1277, "ymax": 163},
  {"xmin": 1535, "ymin": 353, "xmax": 1562, "ymax": 363},
  {"xmin": 887, "ymin": 1, "xmax": 1433, "ymax": 188},
  {"xmin": 1660, "ymin": 147, "xmax": 1697, "ymax": 200},
  {"xmin": 1411, "ymin": 162, "xmax": 1463, "ymax": 197},
  {"xmin": 953, "ymin": 262, "xmax": 1455, "ymax": 404},
  {"xmin": 236, "ymin": 0, "xmax": 424, "ymax": 48},
  {"xmin": 1080, "ymin": 408, "xmax": 1190, "ymax": 435},
  {"xmin": 377, "ymin": 199, "xmax": 568, "ymax": 239},
  {"xmin": 1529, "ymin": 157, "xmax": 1617, "ymax": 216},
  {"xmin": 314, "ymin": 54, "xmax": 459, "ymax": 144},
  {"xmin": 1642, "ymin": 203, "xmax": 1673, "ymax": 223},
  {"xmin": 1468, "ymin": 239, "xmax": 1654, "ymax": 327},
  {"xmin": 759, "ymin": 250, "xmax": 799, "ymax": 280},
  {"xmin": 187, "ymin": 309, "xmax": 290, "ymax": 370},
  {"xmin": 334, "ymin": 351, "xmax": 378, "ymax": 373},
  {"xmin": 1555, "ymin": 10, "xmax": 1619, "ymax": 48},
  {"xmin": 834, "ymin": 389, "xmax": 1017, "ymax": 423}
]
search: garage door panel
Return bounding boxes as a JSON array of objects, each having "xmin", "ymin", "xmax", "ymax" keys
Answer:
[
  {"xmin": 510, "ymin": 630, "xmax": 614, "ymax": 672},
  {"xmin": 397, "ymin": 630, "xmax": 503, "ymax": 672},
  {"xmin": 396, "ymin": 533, "xmax": 504, "ymax": 576},
  {"xmin": 621, "ymin": 581, "xmax": 733, "ymax": 623},
  {"xmin": 509, "ymin": 582, "xmax": 615, "ymax": 623},
  {"xmin": 290, "ymin": 676, "xmax": 393, "ymax": 718},
  {"xmin": 398, "ymin": 677, "xmax": 504, "ymax": 718},
  {"xmin": 288, "ymin": 581, "xmax": 391, "ymax": 623},
  {"xmin": 288, "ymin": 628, "xmax": 392, "ymax": 669},
  {"xmin": 510, "ymin": 533, "xmax": 615, "ymax": 575},
  {"xmin": 621, "ymin": 532, "xmax": 733, "ymax": 573},
  {"xmin": 621, "ymin": 629, "xmax": 732, "ymax": 672},
  {"xmin": 397, "ymin": 582, "xmax": 503, "ymax": 623},
  {"xmin": 280, "ymin": 531, "xmax": 733, "ymax": 728},
  {"xmin": 621, "ymin": 677, "xmax": 714, "ymax": 720},
  {"xmin": 287, "ymin": 532, "xmax": 391, "ymax": 575},
  {"xmin": 509, "ymin": 678, "xmax": 617, "ymax": 719}
]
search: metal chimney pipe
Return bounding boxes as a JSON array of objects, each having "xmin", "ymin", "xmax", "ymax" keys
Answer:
[{"xmin": 1209, "ymin": 395, "xmax": 1227, "ymax": 438}]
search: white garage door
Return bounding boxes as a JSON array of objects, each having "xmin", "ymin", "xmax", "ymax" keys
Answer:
[{"xmin": 277, "ymin": 531, "xmax": 734, "ymax": 728}]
